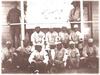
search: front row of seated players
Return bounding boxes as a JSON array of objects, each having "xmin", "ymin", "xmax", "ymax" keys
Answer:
[
  {"xmin": 28, "ymin": 38, "xmax": 98, "ymax": 73},
  {"xmin": 2, "ymin": 38, "xmax": 98, "ymax": 73}
]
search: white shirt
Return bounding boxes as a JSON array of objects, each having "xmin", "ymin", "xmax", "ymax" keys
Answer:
[
  {"xmin": 28, "ymin": 50, "xmax": 49, "ymax": 64},
  {"xmin": 46, "ymin": 31, "xmax": 58, "ymax": 45},
  {"xmin": 31, "ymin": 31, "xmax": 45, "ymax": 46},
  {"xmin": 69, "ymin": 31, "xmax": 82, "ymax": 44},
  {"xmin": 59, "ymin": 31, "xmax": 69, "ymax": 43},
  {"xmin": 76, "ymin": 31, "xmax": 83, "ymax": 39},
  {"xmin": 2, "ymin": 47, "xmax": 15, "ymax": 61}
]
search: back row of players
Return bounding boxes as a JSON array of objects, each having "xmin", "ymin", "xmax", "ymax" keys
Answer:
[{"xmin": 31, "ymin": 24, "xmax": 83, "ymax": 50}]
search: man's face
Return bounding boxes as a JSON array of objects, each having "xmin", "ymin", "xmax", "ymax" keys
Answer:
[
  {"xmin": 35, "ymin": 45, "xmax": 42, "ymax": 52},
  {"xmin": 74, "ymin": 28, "xmax": 78, "ymax": 32},
  {"xmin": 88, "ymin": 42, "xmax": 93, "ymax": 47},
  {"xmin": 13, "ymin": 3, "xmax": 18, "ymax": 8},
  {"xmin": 62, "ymin": 28, "xmax": 66, "ymax": 32},
  {"xmin": 67, "ymin": 29, "xmax": 71, "ymax": 34},
  {"xmin": 6, "ymin": 44, "xmax": 12, "ymax": 49},
  {"xmin": 57, "ymin": 44, "xmax": 62, "ymax": 50},
  {"xmin": 70, "ymin": 44, "xmax": 75, "ymax": 49},
  {"xmin": 73, "ymin": 4, "xmax": 77, "ymax": 7},
  {"xmin": 73, "ymin": 3, "xmax": 80, "ymax": 8},
  {"xmin": 23, "ymin": 42, "xmax": 28, "ymax": 47},
  {"xmin": 35, "ymin": 27, "xmax": 40, "ymax": 33}
]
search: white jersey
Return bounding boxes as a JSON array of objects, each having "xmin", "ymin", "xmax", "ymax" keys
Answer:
[
  {"xmin": 31, "ymin": 31, "xmax": 45, "ymax": 46},
  {"xmin": 59, "ymin": 31, "xmax": 69, "ymax": 43},
  {"xmin": 76, "ymin": 31, "xmax": 83, "ymax": 39},
  {"xmin": 28, "ymin": 50, "xmax": 49, "ymax": 64},
  {"xmin": 69, "ymin": 31, "xmax": 82, "ymax": 44},
  {"xmin": 46, "ymin": 31, "xmax": 58, "ymax": 45}
]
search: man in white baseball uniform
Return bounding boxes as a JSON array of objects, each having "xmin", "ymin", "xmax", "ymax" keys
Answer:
[
  {"xmin": 31, "ymin": 26, "xmax": 45, "ymax": 52},
  {"xmin": 59, "ymin": 27, "xmax": 69, "ymax": 48},
  {"xmin": 45, "ymin": 28, "xmax": 59, "ymax": 73},
  {"xmin": 46, "ymin": 28, "xmax": 58, "ymax": 49},
  {"xmin": 69, "ymin": 24, "xmax": 82, "ymax": 47},
  {"xmin": 28, "ymin": 45, "xmax": 49, "ymax": 73}
]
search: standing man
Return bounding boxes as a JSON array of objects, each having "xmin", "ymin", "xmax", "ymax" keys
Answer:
[
  {"xmin": 69, "ymin": 1, "xmax": 80, "ymax": 29},
  {"xmin": 7, "ymin": 2, "xmax": 21, "ymax": 48},
  {"xmin": 31, "ymin": 26, "xmax": 45, "ymax": 51},
  {"xmin": 59, "ymin": 27, "xmax": 69, "ymax": 48}
]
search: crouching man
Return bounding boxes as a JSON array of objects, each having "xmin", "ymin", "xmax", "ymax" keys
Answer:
[
  {"xmin": 52, "ymin": 42, "xmax": 68, "ymax": 73},
  {"xmin": 28, "ymin": 45, "xmax": 49, "ymax": 73},
  {"xmin": 82, "ymin": 38, "xmax": 98, "ymax": 69},
  {"xmin": 67, "ymin": 41, "xmax": 80, "ymax": 69},
  {"xmin": 15, "ymin": 40, "xmax": 32, "ymax": 72},
  {"xmin": 2, "ymin": 41, "xmax": 17, "ymax": 73}
]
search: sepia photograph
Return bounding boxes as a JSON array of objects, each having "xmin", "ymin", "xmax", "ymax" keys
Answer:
[{"xmin": 1, "ymin": 0, "xmax": 99, "ymax": 74}]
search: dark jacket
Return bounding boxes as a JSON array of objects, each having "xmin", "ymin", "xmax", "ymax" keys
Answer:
[{"xmin": 7, "ymin": 8, "xmax": 21, "ymax": 23}]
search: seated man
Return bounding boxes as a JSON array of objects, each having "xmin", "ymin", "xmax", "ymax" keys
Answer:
[
  {"xmin": 2, "ymin": 41, "xmax": 17, "ymax": 73},
  {"xmin": 59, "ymin": 27, "xmax": 69, "ymax": 48},
  {"xmin": 15, "ymin": 40, "xmax": 32, "ymax": 72},
  {"xmin": 46, "ymin": 28, "xmax": 59, "ymax": 50},
  {"xmin": 52, "ymin": 42, "xmax": 68, "ymax": 73},
  {"xmin": 31, "ymin": 26, "xmax": 45, "ymax": 52},
  {"xmin": 82, "ymin": 38, "xmax": 98, "ymax": 69},
  {"xmin": 28, "ymin": 45, "xmax": 49, "ymax": 73},
  {"xmin": 69, "ymin": 24, "xmax": 83, "ymax": 48},
  {"xmin": 67, "ymin": 41, "xmax": 80, "ymax": 69}
]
